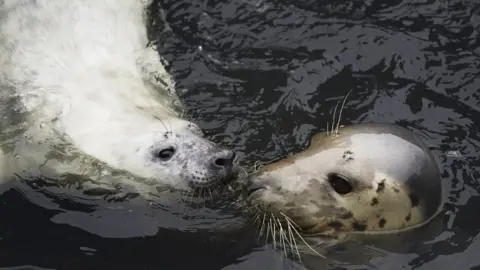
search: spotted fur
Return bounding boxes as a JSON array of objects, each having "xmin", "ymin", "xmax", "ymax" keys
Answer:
[{"xmin": 245, "ymin": 123, "xmax": 444, "ymax": 244}]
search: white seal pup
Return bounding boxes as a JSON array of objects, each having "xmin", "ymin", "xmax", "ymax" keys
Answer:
[
  {"xmin": 0, "ymin": 0, "xmax": 239, "ymax": 195},
  {"xmin": 242, "ymin": 123, "xmax": 444, "ymax": 258}
]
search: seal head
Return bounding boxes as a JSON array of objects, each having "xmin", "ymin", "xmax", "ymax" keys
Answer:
[
  {"xmin": 133, "ymin": 119, "xmax": 240, "ymax": 189},
  {"xmin": 243, "ymin": 123, "xmax": 443, "ymax": 239},
  {"xmin": 0, "ymin": 0, "xmax": 240, "ymax": 193}
]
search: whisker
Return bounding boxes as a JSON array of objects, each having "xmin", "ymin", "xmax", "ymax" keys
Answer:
[
  {"xmin": 259, "ymin": 213, "xmax": 267, "ymax": 240},
  {"xmin": 189, "ymin": 187, "xmax": 198, "ymax": 211},
  {"xmin": 331, "ymin": 100, "xmax": 340, "ymax": 136},
  {"xmin": 253, "ymin": 161, "xmax": 264, "ymax": 172},
  {"xmin": 252, "ymin": 212, "xmax": 261, "ymax": 227},
  {"xmin": 158, "ymin": 118, "xmax": 169, "ymax": 133},
  {"xmin": 266, "ymin": 216, "xmax": 272, "ymax": 247},
  {"xmin": 279, "ymin": 220, "xmax": 295, "ymax": 258},
  {"xmin": 285, "ymin": 219, "xmax": 302, "ymax": 262},
  {"xmin": 180, "ymin": 187, "xmax": 194, "ymax": 215},
  {"xmin": 335, "ymin": 90, "xmax": 352, "ymax": 136},
  {"xmin": 202, "ymin": 188, "xmax": 207, "ymax": 207},
  {"xmin": 271, "ymin": 213, "xmax": 277, "ymax": 249},
  {"xmin": 208, "ymin": 188, "xmax": 213, "ymax": 202},
  {"xmin": 188, "ymin": 186, "xmax": 197, "ymax": 210},
  {"xmin": 275, "ymin": 217, "xmax": 288, "ymax": 258},
  {"xmin": 280, "ymin": 212, "xmax": 326, "ymax": 259},
  {"xmin": 238, "ymin": 166, "xmax": 250, "ymax": 182},
  {"xmin": 167, "ymin": 119, "xmax": 172, "ymax": 134}
]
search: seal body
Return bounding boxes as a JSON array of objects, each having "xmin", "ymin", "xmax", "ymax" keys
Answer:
[
  {"xmin": 0, "ymin": 0, "xmax": 239, "ymax": 192},
  {"xmin": 244, "ymin": 123, "xmax": 443, "ymax": 245}
]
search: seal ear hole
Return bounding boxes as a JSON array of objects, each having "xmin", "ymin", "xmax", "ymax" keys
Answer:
[
  {"xmin": 328, "ymin": 173, "xmax": 353, "ymax": 195},
  {"xmin": 157, "ymin": 147, "xmax": 176, "ymax": 161}
]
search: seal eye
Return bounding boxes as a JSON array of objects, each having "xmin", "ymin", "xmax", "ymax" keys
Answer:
[
  {"xmin": 157, "ymin": 147, "xmax": 175, "ymax": 161},
  {"xmin": 328, "ymin": 173, "xmax": 353, "ymax": 195}
]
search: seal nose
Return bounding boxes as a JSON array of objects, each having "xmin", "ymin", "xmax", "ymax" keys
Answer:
[{"xmin": 212, "ymin": 150, "xmax": 237, "ymax": 170}]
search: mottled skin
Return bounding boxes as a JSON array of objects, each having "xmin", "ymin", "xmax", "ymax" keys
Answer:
[{"xmin": 244, "ymin": 123, "xmax": 444, "ymax": 242}]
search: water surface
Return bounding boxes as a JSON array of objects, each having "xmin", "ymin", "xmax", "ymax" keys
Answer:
[{"xmin": 1, "ymin": 0, "xmax": 480, "ymax": 269}]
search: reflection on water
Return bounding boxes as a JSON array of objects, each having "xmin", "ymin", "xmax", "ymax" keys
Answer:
[
  {"xmin": 148, "ymin": 0, "xmax": 480, "ymax": 269},
  {"xmin": 1, "ymin": 0, "xmax": 480, "ymax": 269}
]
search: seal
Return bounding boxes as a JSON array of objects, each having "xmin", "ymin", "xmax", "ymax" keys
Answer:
[
  {"xmin": 0, "ymin": 0, "xmax": 239, "ymax": 194},
  {"xmin": 243, "ymin": 123, "xmax": 444, "ymax": 256}
]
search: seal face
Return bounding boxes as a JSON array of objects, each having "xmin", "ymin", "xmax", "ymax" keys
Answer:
[
  {"xmin": 0, "ymin": 0, "xmax": 239, "ymax": 192},
  {"xmin": 243, "ymin": 123, "xmax": 443, "ymax": 241}
]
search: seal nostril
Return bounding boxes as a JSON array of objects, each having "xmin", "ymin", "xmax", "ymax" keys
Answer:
[
  {"xmin": 213, "ymin": 151, "xmax": 236, "ymax": 168},
  {"xmin": 215, "ymin": 158, "xmax": 226, "ymax": 167}
]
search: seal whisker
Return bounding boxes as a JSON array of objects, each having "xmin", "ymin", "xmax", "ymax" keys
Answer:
[
  {"xmin": 331, "ymin": 101, "xmax": 340, "ymax": 136},
  {"xmin": 271, "ymin": 213, "xmax": 278, "ymax": 249},
  {"xmin": 187, "ymin": 186, "xmax": 198, "ymax": 211},
  {"xmin": 285, "ymin": 218, "xmax": 302, "ymax": 262},
  {"xmin": 212, "ymin": 188, "xmax": 220, "ymax": 202},
  {"xmin": 266, "ymin": 216, "xmax": 272, "ymax": 247},
  {"xmin": 335, "ymin": 90, "xmax": 353, "ymax": 136},
  {"xmin": 179, "ymin": 196, "xmax": 188, "ymax": 215},
  {"xmin": 259, "ymin": 212, "xmax": 267, "ymax": 240},
  {"xmin": 281, "ymin": 221, "xmax": 296, "ymax": 260},
  {"xmin": 275, "ymin": 217, "xmax": 288, "ymax": 258},
  {"xmin": 183, "ymin": 186, "xmax": 197, "ymax": 214},
  {"xmin": 238, "ymin": 166, "xmax": 249, "ymax": 181},
  {"xmin": 157, "ymin": 117, "xmax": 170, "ymax": 134},
  {"xmin": 280, "ymin": 212, "xmax": 326, "ymax": 259},
  {"xmin": 251, "ymin": 212, "xmax": 261, "ymax": 228},
  {"xmin": 246, "ymin": 212, "xmax": 255, "ymax": 223},
  {"xmin": 167, "ymin": 119, "xmax": 172, "ymax": 134},
  {"xmin": 253, "ymin": 161, "xmax": 264, "ymax": 172},
  {"xmin": 201, "ymin": 188, "xmax": 207, "ymax": 207},
  {"xmin": 207, "ymin": 188, "xmax": 213, "ymax": 202}
]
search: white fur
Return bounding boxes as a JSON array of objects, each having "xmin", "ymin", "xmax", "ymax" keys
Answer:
[{"xmin": 0, "ymin": 0, "xmax": 232, "ymax": 190}]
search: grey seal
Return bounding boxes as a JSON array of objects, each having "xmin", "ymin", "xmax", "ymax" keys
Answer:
[
  {"xmin": 243, "ymin": 123, "xmax": 444, "ymax": 257},
  {"xmin": 0, "ymin": 0, "xmax": 239, "ymax": 196}
]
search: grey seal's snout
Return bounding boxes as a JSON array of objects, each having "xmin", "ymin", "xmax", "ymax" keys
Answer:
[
  {"xmin": 213, "ymin": 150, "xmax": 236, "ymax": 168},
  {"xmin": 210, "ymin": 149, "xmax": 239, "ymax": 183},
  {"xmin": 243, "ymin": 176, "xmax": 267, "ymax": 198}
]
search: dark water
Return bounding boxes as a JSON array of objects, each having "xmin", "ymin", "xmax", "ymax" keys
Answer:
[{"xmin": 1, "ymin": 0, "xmax": 480, "ymax": 269}]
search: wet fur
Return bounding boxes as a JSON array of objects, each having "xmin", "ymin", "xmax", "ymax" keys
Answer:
[
  {"xmin": 0, "ymin": 0, "xmax": 237, "ymax": 193},
  {"xmin": 244, "ymin": 122, "xmax": 444, "ymax": 261}
]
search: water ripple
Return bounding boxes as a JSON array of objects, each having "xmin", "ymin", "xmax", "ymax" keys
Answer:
[{"xmin": 148, "ymin": 0, "xmax": 480, "ymax": 268}]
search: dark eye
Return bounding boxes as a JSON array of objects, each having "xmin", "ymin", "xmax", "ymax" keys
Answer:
[
  {"xmin": 157, "ymin": 147, "xmax": 175, "ymax": 161},
  {"xmin": 328, "ymin": 173, "xmax": 353, "ymax": 195}
]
